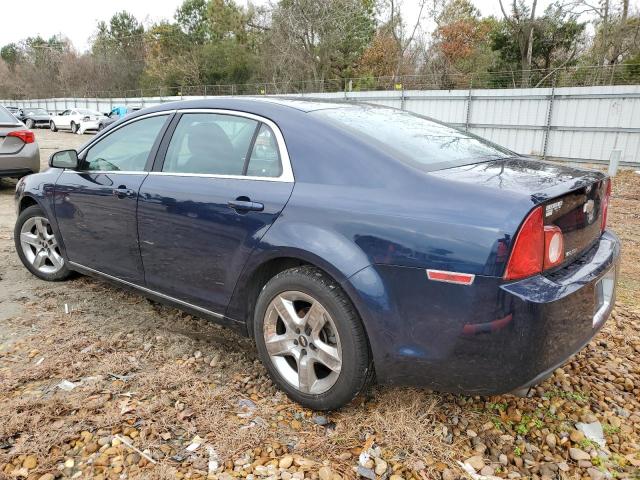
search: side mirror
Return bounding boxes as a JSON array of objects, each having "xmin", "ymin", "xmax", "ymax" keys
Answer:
[{"xmin": 49, "ymin": 149, "xmax": 79, "ymax": 169}]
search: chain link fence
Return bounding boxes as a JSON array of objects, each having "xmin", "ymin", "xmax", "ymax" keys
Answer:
[{"xmin": 4, "ymin": 64, "xmax": 640, "ymax": 100}]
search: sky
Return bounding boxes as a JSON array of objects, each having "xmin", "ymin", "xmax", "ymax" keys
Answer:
[{"xmin": 0, "ymin": 0, "xmax": 637, "ymax": 52}]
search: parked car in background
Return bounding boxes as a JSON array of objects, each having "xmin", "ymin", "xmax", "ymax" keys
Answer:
[
  {"xmin": 14, "ymin": 98, "xmax": 619, "ymax": 410},
  {"xmin": 16, "ymin": 108, "xmax": 52, "ymax": 129},
  {"xmin": 98, "ymin": 106, "xmax": 141, "ymax": 131},
  {"xmin": 50, "ymin": 108, "xmax": 105, "ymax": 134},
  {"xmin": 0, "ymin": 105, "xmax": 39, "ymax": 179},
  {"xmin": 4, "ymin": 106, "xmax": 20, "ymax": 116}
]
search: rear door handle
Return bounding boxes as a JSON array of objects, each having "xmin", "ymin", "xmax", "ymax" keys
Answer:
[
  {"xmin": 113, "ymin": 186, "xmax": 135, "ymax": 199},
  {"xmin": 228, "ymin": 198, "xmax": 264, "ymax": 212}
]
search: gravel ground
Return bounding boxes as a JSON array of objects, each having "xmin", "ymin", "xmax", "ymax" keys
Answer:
[{"xmin": 0, "ymin": 129, "xmax": 638, "ymax": 480}]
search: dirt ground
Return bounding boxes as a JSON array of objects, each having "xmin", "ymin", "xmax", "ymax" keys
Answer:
[{"xmin": 0, "ymin": 129, "xmax": 638, "ymax": 480}]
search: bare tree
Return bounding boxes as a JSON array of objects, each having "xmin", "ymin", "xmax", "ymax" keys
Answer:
[
  {"xmin": 499, "ymin": 0, "xmax": 539, "ymax": 87},
  {"xmin": 386, "ymin": 0, "xmax": 430, "ymax": 78}
]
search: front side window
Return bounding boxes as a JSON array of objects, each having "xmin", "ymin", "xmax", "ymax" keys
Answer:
[
  {"xmin": 83, "ymin": 115, "xmax": 167, "ymax": 172},
  {"xmin": 163, "ymin": 113, "xmax": 259, "ymax": 175}
]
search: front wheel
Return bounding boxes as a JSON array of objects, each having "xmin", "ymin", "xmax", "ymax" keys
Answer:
[
  {"xmin": 25, "ymin": 119, "xmax": 34, "ymax": 129},
  {"xmin": 14, "ymin": 205, "xmax": 72, "ymax": 281},
  {"xmin": 254, "ymin": 266, "xmax": 372, "ymax": 410}
]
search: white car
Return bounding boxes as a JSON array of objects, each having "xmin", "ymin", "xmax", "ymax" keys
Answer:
[{"xmin": 50, "ymin": 108, "xmax": 106, "ymax": 134}]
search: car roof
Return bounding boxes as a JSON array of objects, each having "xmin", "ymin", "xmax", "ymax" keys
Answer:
[{"xmin": 148, "ymin": 96, "xmax": 364, "ymax": 114}]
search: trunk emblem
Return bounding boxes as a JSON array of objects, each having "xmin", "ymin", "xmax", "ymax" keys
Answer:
[
  {"xmin": 583, "ymin": 199, "xmax": 595, "ymax": 223},
  {"xmin": 545, "ymin": 200, "xmax": 563, "ymax": 217}
]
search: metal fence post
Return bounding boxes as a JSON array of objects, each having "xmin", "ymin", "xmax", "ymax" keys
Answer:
[
  {"xmin": 465, "ymin": 80, "xmax": 473, "ymax": 132},
  {"xmin": 400, "ymin": 82, "xmax": 406, "ymax": 110},
  {"xmin": 542, "ymin": 74, "xmax": 556, "ymax": 159}
]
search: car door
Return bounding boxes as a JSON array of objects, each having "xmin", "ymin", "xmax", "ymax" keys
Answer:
[
  {"xmin": 137, "ymin": 110, "xmax": 294, "ymax": 315},
  {"xmin": 54, "ymin": 112, "xmax": 172, "ymax": 283},
  {"xmin": 57, "ymin": 110, "xmax": 71, "ymax": 129}
]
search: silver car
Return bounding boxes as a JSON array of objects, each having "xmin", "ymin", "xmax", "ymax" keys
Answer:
[{"xmin": 0, "ymin": 106, "xmax": 40, "ymax": 179}]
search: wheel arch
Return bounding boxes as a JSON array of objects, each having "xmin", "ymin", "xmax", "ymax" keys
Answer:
[
  {"xmin": 227, "ymin": 249, "xmax": 372, "ymax": 344},
  {"xmin": 18, "ymin": 195, "xmax": 40, "ymax": 213}
]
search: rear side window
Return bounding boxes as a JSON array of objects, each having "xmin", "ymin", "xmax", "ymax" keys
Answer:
[
  {"xmin": 0, "ymin": 106, "xmax": 20, "ymax": 124},
  {"xmin": 163, "ymin": 113, "xmax": 258, "ymax": 175},
  {"xmin": 162, "ymin": 113, "xmax": 283, "ymax": 178},
  {"xmin": 312, "ymin": 107, "xmax": 511, "ymax": 171},
  {"xmin": 246, "ymin": 124, "xmax": 282, "ymax": 178},
  {"xmin": 83, "ymin": 115, "xmax": 168, "ymax": 172}
]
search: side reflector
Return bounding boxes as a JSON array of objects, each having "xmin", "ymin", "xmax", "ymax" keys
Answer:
[{"xmin": 427, "ymin": 269, "xmax": 475, "ymax": 285}]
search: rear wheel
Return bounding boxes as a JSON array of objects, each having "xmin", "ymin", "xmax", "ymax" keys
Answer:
[
  {"xmin": 50, "ymin": 121, "xmax": 57, "ymax": 132},
  {"xmin": 71, "ymin": 122, "xmax": 78, "ymax": 134},
  {"xmin": 254, "ymin": 266, "xmax": 372, "ymax": 410},
  {"xmin": 14, "ymin": 205, "xmax": 71, "ymax": 281}
]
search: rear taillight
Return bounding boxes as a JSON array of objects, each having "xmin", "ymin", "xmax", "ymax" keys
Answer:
[
  {"xmin": 7, "ymin": 129, "xmax": 35, "ymax": 144},
  {"xmin": 504, "ymin": 206, "xmax": 566, "ymax": 280},
  {"xmin": 601, "ymin": 179, "xmax": 612, "ymax": 232}
]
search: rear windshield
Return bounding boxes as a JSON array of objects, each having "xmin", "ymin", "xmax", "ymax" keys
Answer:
[
  {"xmin": 0, "ymin": 106, "xmax": 20, "ymax": 125},
  {"xmin": 312, "ymin": 107, "xmax": 511, "ymax": 171},
  {"xmin": 78, "ymin": 109, "xmax": 99, "ymax": 115}
]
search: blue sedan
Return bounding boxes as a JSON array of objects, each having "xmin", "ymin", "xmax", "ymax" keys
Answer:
[{"xmin": 13, "ymin": 98, "xmax": 620, "ymax": 410}]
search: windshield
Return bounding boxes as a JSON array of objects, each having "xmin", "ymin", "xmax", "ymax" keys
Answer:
[
  {"xmin": 25, "ymin": 108, "xmax": 48, "ymax": 115},
  {"xmin": 0, "ymin": 106, "xmax": 20, "ymax": 124},
  {"xmin": 312, "ymin": 106, "xmax": 511, "ymax": 171}
]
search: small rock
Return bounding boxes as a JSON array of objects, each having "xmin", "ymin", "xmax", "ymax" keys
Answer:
[
  {"xmin": 570, "ymin": 430, "xmax": 585, "ymax": 443},
  {"xmin": 465, "ymin": 455, "xmax": 485, "ymax": 471},
  {"xmin": 499, "ymin": 454, "xmax": 508, "ymax": 466},
  {"xmin": 569, "ymin": 448, "xmax": 591, "ymax": 461},
  {"xmin": 23, "ymin": 456, "xmax": 38, "ymax": 469},
  {"xmin": 290, "ymin": 419, "xmax": 302, "ymax": 430},
  {"xmin": 64, "ymin": 458, "xmax": 75, "ymax": 468},
  {"xmin": 374, "ymin": 459, "xmax": 387, "ymax": 476},
  {"xmin": 357, "ymin": 466, "xmax": 376, "ymax": 480},
  {"xmin": 279, "ymin": 455, "xmax": 294, "ymax": 469},
  {"xmin": 545, "ymin": 433, "xmax": 556, "ymax": 449},
  {"xmin": 442, "ymin": 469, "xmax": 455, "ymax": 480},
  {"xmin": 319, "ymin": 466, "xmax": 333, "ymax": 480},
  {"xmin": 587, "ymin": 467, "xmax": 605, "ymax": 480},
  {"xmin": 312, "ymin": 415, "xmax": 329, "ymax": 426},
  {"xmin": 480, "ymin": 466, "xmax": 495, "ymax": 476},
  {"xmin": 467, "ymin": 429, "xmax": 477, "ymax": 437},
  {"xmin": 390, "ymin": 475, "xmax": 404, "ymax": 480},
  {"xmin": 38, "ymin": 474, "xmax": 55, "ymax": 480}
]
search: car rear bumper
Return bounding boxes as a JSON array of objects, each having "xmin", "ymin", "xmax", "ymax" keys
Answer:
[
  {"xmin": 345, "ymin": 230, "xmax": 621, "ymax": 395},
  {"xmin": 80, "ymin": 120, "xmax": 100, "ymax": 132},
  {"xmin": 0, "ymin": 143, "xmax": 40, "ymax": 177}
]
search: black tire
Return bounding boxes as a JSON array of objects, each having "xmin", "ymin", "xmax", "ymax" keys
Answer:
[
  {"xmin": 50, "ymin": 121, "xmax": 57, "ymax": 132},
  {"xmin": 71, "ymin": 122, "xmax": 78, "ymax": 134},
  {"xmin": 98, "ymin": 123, "xmax": 104, "ymax": 131},
  {"xmin": 25, "ymin": 119, "xmax": 34, "ymax": 129},
  {"xmin": 14, "ymin": 205, "xmax": 72, "ymax": 282},
  {"xmin": 254, "ymin": 266, "xmax": 372, "ymax": 410}
]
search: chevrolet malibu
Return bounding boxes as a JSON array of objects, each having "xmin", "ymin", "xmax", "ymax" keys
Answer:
[{"xmin": 14, "ymin": 98, "xmax": 620, "ymax": 410}]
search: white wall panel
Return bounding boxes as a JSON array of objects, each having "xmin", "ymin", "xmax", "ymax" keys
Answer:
[{"xmin": 3, "ymin": 85, "xmax": 639, "ymax": 165}]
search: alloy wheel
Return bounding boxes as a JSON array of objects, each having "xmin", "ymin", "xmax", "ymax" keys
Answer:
[
  {"xmin": 19, "ymin": 216, "xmax": 64, "ymax": 275},
  {"xmin": 263, "ymin": 291, "xmax": 342, "ymax": 395}
]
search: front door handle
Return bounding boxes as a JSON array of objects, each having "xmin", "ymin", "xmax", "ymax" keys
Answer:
[
  {"xmin": 228, "ymin": 197, "xmax": 264, "ymax": 212},
  {"xmin": 113, "ymin": 186, "xmax": 135, "ymax": 199}
]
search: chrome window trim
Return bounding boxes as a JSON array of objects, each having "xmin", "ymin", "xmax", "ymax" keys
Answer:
[
  {"xmin": 77, "ymin": 110, "xmax": 176, "ymax": 159},
  {"xmin": 68, "ymin": 261, "xmax": 226, "ymax": 319}
]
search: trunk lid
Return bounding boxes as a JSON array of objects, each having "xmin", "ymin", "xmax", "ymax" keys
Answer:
[
  {"xmin": 430, "ymin": 157, "xmax": 607, "ymax": 267},
  {"xmin": 0, "ymin": 125, "xmax": 28, "ymax": 155}
]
